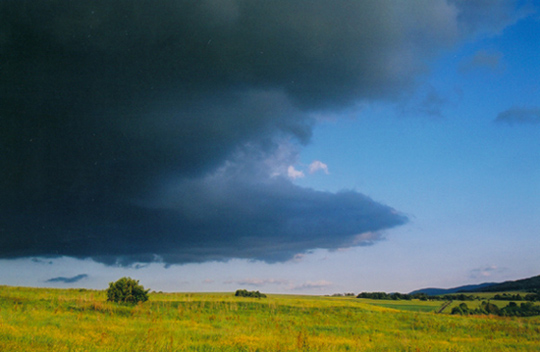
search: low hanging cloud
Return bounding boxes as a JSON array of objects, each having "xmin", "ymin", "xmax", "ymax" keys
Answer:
[
  {"xmin": 495, "ymin": 107, "xmax": 540, "ymax": 124},
  {"xmin": 106, "ymin": 154, "xmax": 408, "ymax": 264},
  {"xmin": 0, "ymin": 0, "xmax": 531, "ymax": 266},
  {"xmin": 46, "ymin": 274, "xmax": 89, "ymax": 284}
]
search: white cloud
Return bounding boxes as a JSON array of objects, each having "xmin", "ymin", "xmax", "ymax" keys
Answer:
[
  {"xmin": 309, "ymin": 160, "xmax": 329, "ymax": 174},
  {"xmin": 294, "ymin": 280, "xmax": 333, "ymax": 291},
  {"xmin": 351, "ymin": 232, "xmax": 385, "ymax": 246},
  {"xmin": 469, "ymin": 265, "xmax": 506, "ymax": 280},
  {"xmin": 225, "ymin": 278, "xmax": 292, "ymax": 287},
  {"xmin": 287, "ymin": 165, "xmax": 305, "ymax": 179},
  {"xmin": 286, "ymin": 160, "xmax": 329, "ymax": 180},
  {"xmin": 223, "ymin": 277, "xmax": 334, "ymax": 292}
]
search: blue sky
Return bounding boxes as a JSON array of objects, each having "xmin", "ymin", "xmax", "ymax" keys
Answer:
[{"xmin": 0, "ymin": 1, "xmax": 539, "ymax": 294}]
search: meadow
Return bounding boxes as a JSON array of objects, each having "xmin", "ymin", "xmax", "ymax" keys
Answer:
[{"xmin": 1, "ymin": 285, "xmax": 539, "ymax": 351}]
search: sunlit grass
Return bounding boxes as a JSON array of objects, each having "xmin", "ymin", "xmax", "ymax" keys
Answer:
[
  {"xmin": 356, "ymin": 298, "xmax": 443, "ymax": 312},
  {"xmin": 1, "ymin": 285, "xmax": 539, "ymax": 351}
]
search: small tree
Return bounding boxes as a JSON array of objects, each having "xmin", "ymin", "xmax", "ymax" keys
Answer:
[
  {"xmin": 235, "ymin": 289, "xmax": 267, "ymax": 298},
  {"xmin": 451, "ymin": 303, "xmax": 470, "ymax": 315},
  {"xmin": 107, "ymin": 277, "xmax": 149, "ymax": 304}
]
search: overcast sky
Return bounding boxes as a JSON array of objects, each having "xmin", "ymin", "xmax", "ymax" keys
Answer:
[{"xmin": 1, "ymin": 0, "xmax": 539, "ymax": 294}]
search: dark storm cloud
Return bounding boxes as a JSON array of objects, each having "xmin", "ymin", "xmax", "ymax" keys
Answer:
[
  {"xmin": 495, "ymin": 107, "xmax": 540, "ymax": 124},
  {"xmin": 0, "ymin": 149, "xmax": 408, "ymax": 264},
  {"xmin": 0, "ymin": 1, "xmax": 527, "ymax": 265},
  {"xmin": 140, "ymin": 170, "xmax": 408, "ymax": 264},
  {"xmin": 46, "ymin": 274, "xmax": 89, "ymax": 284}
]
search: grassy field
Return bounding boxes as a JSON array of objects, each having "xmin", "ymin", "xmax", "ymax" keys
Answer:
[
  {"xmin": 1, "ymin": 286, "xmax": 540, "ymax": 351},
  {"xmin": 355, "ymin": 298, "xmax": 443, "ymax": 313}
]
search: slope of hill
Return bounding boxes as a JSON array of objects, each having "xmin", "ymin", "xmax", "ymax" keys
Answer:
[
  {"xmin": 473, "ymin": 275, "xmax": 540, "ymax": 293},
  {"xmin": 410, "ymin": 274, "xmax": 540, "ymax": 296},
  {"xmin": 409, "ymin": 283, "xmax": 496, "ymax": 296}
]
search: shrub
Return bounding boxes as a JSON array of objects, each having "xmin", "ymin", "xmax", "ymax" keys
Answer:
[
  {"xmin": 479, "ymin": 301, "xmax": 500, "ymax": 315},
  {"xmin": 235, "ymin": 289, "xmax": 266, "ymax": 298},
  {"xmin": 451, "ymin": 303, "xmax": 470, "ymax": 315},
  {"xmin": 107, "ymin": 277, "xmax": 150, "ymax": 304}
]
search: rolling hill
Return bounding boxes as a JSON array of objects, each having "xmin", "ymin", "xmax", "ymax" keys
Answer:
[
  {"xmin": 472, "ymin": 274, "xmax": 540, "ymax": 293},
  {"xmin": 410, "ymin": 274, "xmax": 540, "ymax": 296},
  {"xmin": 409, "ymin": 283, "xmax": 496, "ymax": 296}
]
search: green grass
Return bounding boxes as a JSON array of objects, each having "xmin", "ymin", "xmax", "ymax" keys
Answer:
[
  {"xmin": 1, "ymin": 285, "xmax": 540, "ymax": 351},
  {"xmin": 356, "ymin": 298, "xmax": 443, "ymax": 312}
]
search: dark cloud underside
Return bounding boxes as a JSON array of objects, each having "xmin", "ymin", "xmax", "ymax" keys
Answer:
[{"xmin": 0, "ymin": 1, "xmax": 526, "ymax": 265}]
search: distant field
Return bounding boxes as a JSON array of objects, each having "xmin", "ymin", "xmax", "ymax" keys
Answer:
[
  {"xmin": 355, "ymin": 292, "xmax": 540, "ymax": 314},
  {"xmin": 1, "ymin": 286, "xmax": 540, "ymax": 351},
  {"xmin": 355, "ymin": 298, "xmax": 443, "ymax": 312},
  {"xmin": 437, "ymin": 293, "xmax": 540, "ymax": 314}
]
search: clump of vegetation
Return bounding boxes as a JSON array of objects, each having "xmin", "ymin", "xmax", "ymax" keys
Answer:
[
  {"xmin": 500, "ymin": 301, "xmax": 540, "ymax": 316},
  {"xmin": 493, "ymin": 292, "xmax": 540, "ymax": 301},
  {"xmin": 451, "ymin": 301, "xmax": 540, "ymax": 317},
  {"xmin": 356, "ymin": 291, "xmax": 478, "ymax": 301},
  {"xmin": 451, "ymin": 301, "xmax": 500, "ymax": 315},
  {"xmin": 234, "ymin": 289, "xmax": 266, "ymax": 298},
  {"xmin": 330, "ymin": 293, "xmax": 356, "ymax": 297},
  {"xmin": 107, "ymin": 277, "xmax": 150, "ymax": 304},
  {"xmin": 357, "ymin": 292, "xmax": 419, "ymax": 300}
]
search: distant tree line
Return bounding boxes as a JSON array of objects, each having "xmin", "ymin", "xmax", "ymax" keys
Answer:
[
  {"xmin": 434, "ymin": 294, "xmax": 478, "ymax": 301},
  {"xmin": 492, "ymin": 292, "xmax": 540, "ymax": 301},
  {"xmin": 330, "ymin": 293, "xmax": 356, "ymax": 297},
  {"xmin": 357, "ymin": 291, "xmax": 540, "ymax": 303},
  {"xmin": 357, "ymin": 292, "xmax": 416, "ymax": 300},
  {"xmin": 356, "ymin": 292, "xmax": 477, "ymax": 301},
  {"xmin": 235, "ymin": 289, "xmax": 266, "ymax": 298},
  {"xmin": 451, "ymin": 301, "xmax": 540, "ymax": 317}
]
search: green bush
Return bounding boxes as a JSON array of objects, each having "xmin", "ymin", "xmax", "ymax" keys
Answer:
[
  {"xmin": 451, "ymin": 303, "xmax": 470, "ymax": 315},
  {"xmin": 235, "ymin": 289, "xmax": 266, "ymax": 298},
  {"xmin": 107, "ymin": 277, "xmax": 150, "ymax": 304}
]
